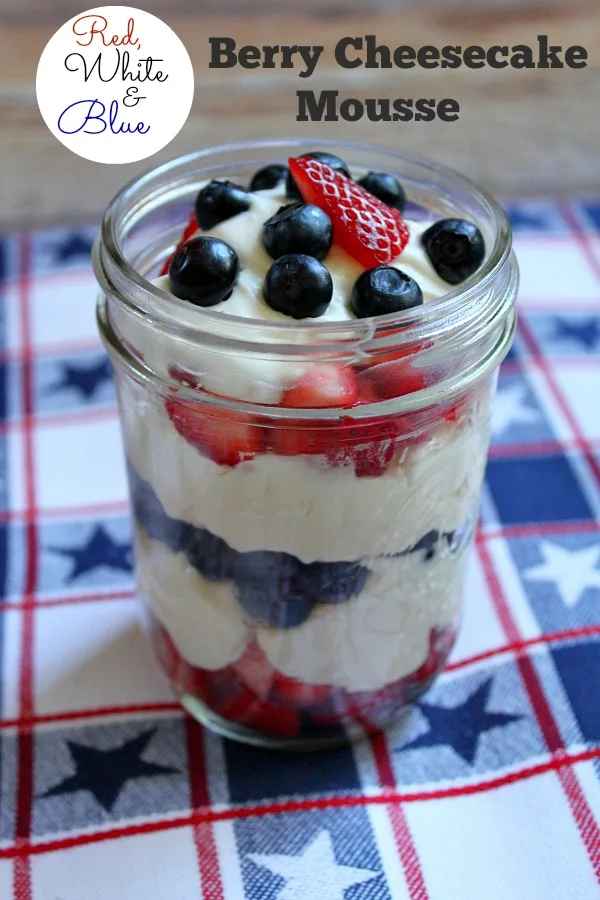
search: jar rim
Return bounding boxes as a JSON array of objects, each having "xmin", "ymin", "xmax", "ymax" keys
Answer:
[{"xmin": 94, "ymin": 137, "xmax": 513, "ymax": 355}]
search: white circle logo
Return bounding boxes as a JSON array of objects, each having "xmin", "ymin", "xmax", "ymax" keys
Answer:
[{"xmin": 36, "ymin": 6, "xmax": 194, "ymax": 164}]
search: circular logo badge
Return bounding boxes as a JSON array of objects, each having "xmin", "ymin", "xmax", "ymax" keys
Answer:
[{"xmin": 36, "ymin": 5, "xmax": 194, "ymax": 164}]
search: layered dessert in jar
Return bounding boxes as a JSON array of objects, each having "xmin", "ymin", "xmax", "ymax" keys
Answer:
[{"xmin": 95, "ymin": 144, "xmax": 517, "ymax": 747}]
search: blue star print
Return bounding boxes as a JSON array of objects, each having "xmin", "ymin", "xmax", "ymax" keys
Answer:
[
  {"xmin": 399, "ymin": 677, "xmax": 522, "ymax": 764},
  {"xmin": 553, "ymin": 317, "xmax": 600, "ymax": 351},
  {"xmin": 51, "ymin": 357, "xmax": 112, "ymax": 400},
  {"xmin": 52, "ymin": 233, "xmax": 93, "ymax": 264},
  {"xmin": 49, "ymin": 525, "xmax": 132, "ymax": 582}
]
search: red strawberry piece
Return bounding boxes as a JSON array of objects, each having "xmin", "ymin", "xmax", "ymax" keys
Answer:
[
  {"xmin": 271, "ymin": 670, "xmax": 333, "ymax": 710},
  {"xmin": 270, "ymin": 419, "xmax": 337, "ymax": 458},
  {"xmin": 359, "ymin": 359, "xmax": 428, "ymax": 401},
  {"xmin": 356, "ymin": 378, "xmax": 380, "ymax": 406},
  {"xmin": 239, "ymin": 699, "xmax": 300, "ymax": 738},
  {"xmin": 348, "ymin": 624, "xmax": 456, "ymax": 725},
  {"xmin": 165, "ymin": 397, "xmax": 264, "ymax": 466},
  {"xmin": 329, "ymin": 438, "xmax": 396, "ymax": 479},
  {"xmin": 281, "ymin": 365, "xmax": 359, "ymax": 410},
  {"xmin": 160, "ymin": 210, "xmax": 198, "ymax": 276},
  {"xmin": 151, "ymin": 620, "xmax": 211, "ymax": 701},
  {"xmin": 168, "ymin": 365, "xmax": 200, "ymax": 389},
  {"xmin": 151, "ymin": 619, "xmax": 182, "ymax": 683},
  {"xmin": 288, "ymin": 156, "xmax": 409, "ymax": 268},
  {"xmin": 272, "ymin": 414, "xmax": 397, "ymax": 477},
  {"xmin": 231, "ymin": 642, "xmax": 276, "ymax": 699},
  {"xmin": 206, "ymin": 665, "xmax": 299, "ymax": 737},
  {"xmin": 403, "ymin": 624, "xmax": 456, "ymax": 692}
]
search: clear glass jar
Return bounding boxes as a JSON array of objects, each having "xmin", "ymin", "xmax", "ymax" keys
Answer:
[{"xmin": 93, "ymin": 139, "xmax": 518, "ymax": 749}]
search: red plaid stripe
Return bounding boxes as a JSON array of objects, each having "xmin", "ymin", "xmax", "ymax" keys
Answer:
[
  {"xmin": 1, "ymin": 208, "xmax": 599, "ymax": 896},
  {"xmin": 478, "ymin": 539, "xmax": 600, "ymax": 879}
]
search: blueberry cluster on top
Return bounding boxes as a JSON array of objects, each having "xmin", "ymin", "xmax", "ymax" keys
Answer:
[{"xmin": 167, "ymin": 150, "xmax": 486, "ymax": 320}]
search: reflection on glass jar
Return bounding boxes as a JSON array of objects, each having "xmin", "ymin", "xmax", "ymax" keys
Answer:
[{"xmin": 94, "ymin": 140, "xmax": 518, "ymax": 749}]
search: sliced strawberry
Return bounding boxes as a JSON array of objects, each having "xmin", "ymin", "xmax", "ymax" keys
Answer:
[
  {"xmin": 151, "ymin": 620, "xmax": 211, "ymax": 701},
  {"xmin": 281, "ymin": 365, "xmax": 359, "ymax": 409},
  {"xmin": 152, "ymin": 619, "xmax": 182, "ymax": 683},
  {"xmin": 359, "ymin": 359, "xmax": 428, "ymax": 401},
  {"xmin": 270, "ymin": 420, "xmax": 336, "ymax": 458},
  {"xmin": 168, "ymin": 365, "xmax": 200, "ymax": 389},
  {"xmin": 347, "ymin": 624, "xmax": 456, "ymax": 726},
  {"xmin": 271, "ymin": 670, "xmax": 333, "ymax": 710},
  {"xmin": 165, "ymin": 397, "xmax": 264, "ymax": 466},
  {"xmin": 272, "ymin": 414, "xmax": 398, "ymax": 476},
  {"xmin": 160, "ymin": 210, "xmax": 198, "ymax": 276},
  {"xmin": 356, "ymin": 378, "xmax": 380, "ymax": 406},
  {"xmin": 240, "ymin": 699, "xmax": 300, "ymax": 738},
  {"xmin": 288, "ymin": 156, "xmax": 409, "ymax": 268},
  {"xmin": 328, "ymin": 438, "xmax": 396, "ymax": 478},
  {"xmin": 231, "ymin": 642, "xmax": 276, "ymax": 699},
  {"xmin": 206, "ymin": 665, "xmax": 299, "ymax": 737},
  {"xmin": 402, "ymin": 624, "xmax": 456, "ymax": 692}
]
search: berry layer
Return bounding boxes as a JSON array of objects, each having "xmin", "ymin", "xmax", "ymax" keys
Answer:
[
  {"xmin": 165, "ymin": 185, "xmax": 450, "ymax": 322},
  {"xmin": 121, "ymin": 383, "xmax": 490, "ymax": 563},
  {"xmin": 136, "ymin": 530, "xmax": 463, "ymax": 693}
]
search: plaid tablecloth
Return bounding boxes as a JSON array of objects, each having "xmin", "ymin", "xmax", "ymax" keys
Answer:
[{"xmin": 0, "ymin": 200, "xmax": 599, "ymax": 899}]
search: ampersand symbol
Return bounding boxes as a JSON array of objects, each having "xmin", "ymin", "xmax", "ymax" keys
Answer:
[{"xmin": 123, "ymin": 86, "xmax": 145, "ymax": 107}]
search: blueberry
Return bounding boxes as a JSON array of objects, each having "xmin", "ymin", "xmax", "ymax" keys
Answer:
[
  {"xmin": 286, "ymin": 152, "xmax": 351, "ymax": 199},
  {"xmin": 169, "ymin": 236, "xmax": 239, "ymax": 307},
  {"xmin": 357, "ymin": 171, "xmax": 406, "ymax": 212},
  {"xmin": 234, "ymin": 551, "xmax": 315, "ymax": 628},
  {"xmin": 421, "ymin": 218, "xmax": 485, "ymax": 285},
  {"xmin": 185, "ymin": 528, "xmax": 236, "ymax": 581},
  {"xmin": 297, "ymin": 560, "xmax": 369, "ymax": 605},
  {"xmin": 127, "ymin": 464, "xmax": 191, "ymax": 552},
  {"xmin": 262, "ymin": 203, "xmax": 332, "ymax": 261},
  {"xmin": 249, "ymin": 164, "xmax": 288, "ymax": 192},
  {"xmin": 414, "ymin": 530, "xmax": 440, "ymax": 561},
  {"xmin": 194, "ymin": 180, "xmax": 251, "ymax": 230},
  {"xmin": 350, "ymin": 266, "xmax": 423, "ymax": 318},
  {"xmin": 263, "ymin": 254, "xmax": 333, "ymax": 319}
]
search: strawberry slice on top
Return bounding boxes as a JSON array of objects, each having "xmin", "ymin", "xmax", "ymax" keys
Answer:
[
  {"xmin": 160, "ymin": 210, "xmax": 199, "ymax": 276},
  {"xmin": 288, "ymin": 156, "xmax": 409, "ymax": 269}
]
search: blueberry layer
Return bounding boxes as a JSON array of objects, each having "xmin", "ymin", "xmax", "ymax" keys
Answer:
[{"xmin": 128, "ymin": 462, "xmax": 460, "ymax": 629}]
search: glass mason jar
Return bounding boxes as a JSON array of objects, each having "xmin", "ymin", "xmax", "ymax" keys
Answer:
[{"xmin": 93, "ymin": 139, "xmax": 518, "ymax": 749}]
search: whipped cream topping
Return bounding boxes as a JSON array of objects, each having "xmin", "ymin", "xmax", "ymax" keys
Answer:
[
  {"xmin": 112, "ymin": 180, "xmax": 457, "ymax": 404},
  {"xmin": 153, "ymin": 185, "xmax": 450, "ymax": 322}
]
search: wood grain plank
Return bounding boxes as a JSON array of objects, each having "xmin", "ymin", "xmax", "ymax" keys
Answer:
[{"xmin": 0, "ymin": 5, "xmax": 598, "ymax": 228}]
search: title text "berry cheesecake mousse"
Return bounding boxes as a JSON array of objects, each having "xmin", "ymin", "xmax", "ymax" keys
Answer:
[{"xmin": 103, "ymin": 149, "xmax": 512, "ymax": 747}]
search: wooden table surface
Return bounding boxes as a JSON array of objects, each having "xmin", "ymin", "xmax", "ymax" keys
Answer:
[{"xmin": 0, "ymin": 0, "xmax": 598, "ymax": 229}]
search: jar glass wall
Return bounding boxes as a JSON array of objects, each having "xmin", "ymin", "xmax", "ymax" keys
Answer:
[{"xmin": 94, "ymin": 140, "xmax": 518, "ymax": 749}]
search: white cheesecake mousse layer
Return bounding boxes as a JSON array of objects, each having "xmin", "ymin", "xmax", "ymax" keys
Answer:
[
  {"xmin": 137, "ymin": 533, "xmax": 462, "ymax": 692},
  {"xmin": 121, "ymin": 385, "xmax": 490, "ymax": 564}
]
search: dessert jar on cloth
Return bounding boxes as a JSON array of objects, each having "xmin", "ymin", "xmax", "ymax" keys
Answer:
[{"xmin": 94, "ymin": 139, "xmax": 518, "ymax": 749}]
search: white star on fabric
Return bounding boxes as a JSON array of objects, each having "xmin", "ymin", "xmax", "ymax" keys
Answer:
[
  {"xmin": 491, "ymin": 384, "xmax": 541, "ymax": 436},
  {"xmin": 247, "ymin": 829, "xmax": 380, "ymax": 900},
  {"xmin": 524, "ymin": 541, "xmax": 600, "ymax": 608}
]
